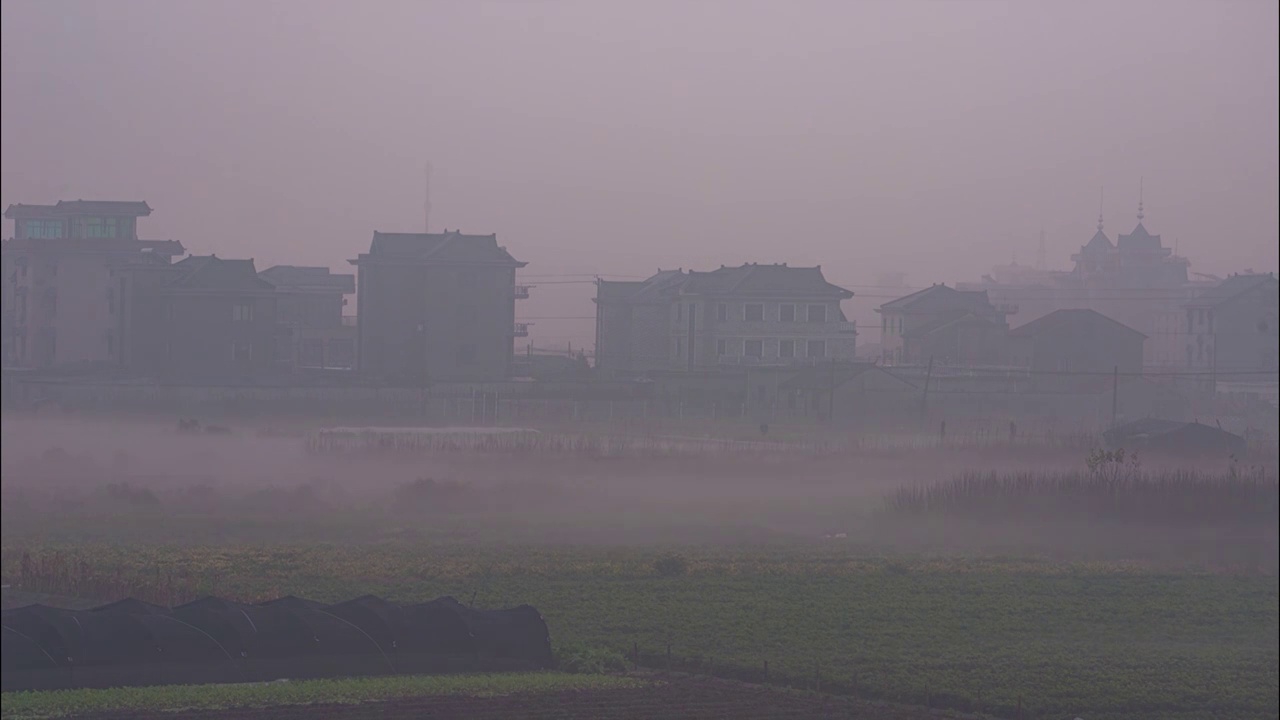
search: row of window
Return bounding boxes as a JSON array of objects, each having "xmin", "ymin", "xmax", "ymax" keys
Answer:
[
  {"xmin": 19, "ymin": 217, "xmax": 126, "ymax": 240},
  {"xmin": 674, "ymin": 337, "xmax": 828, "ymax": 359},
  {"xmin": 675, "ymin": 303, "xmax": 831, "ymax": 323}
]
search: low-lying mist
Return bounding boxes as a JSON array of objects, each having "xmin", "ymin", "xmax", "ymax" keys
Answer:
[{"xmin": 2, "ymin": 415, "xmax": 1275, "ymax": 571}]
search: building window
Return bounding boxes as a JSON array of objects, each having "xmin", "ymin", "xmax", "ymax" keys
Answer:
[
  {"xmin": 716, "ymin": 339, "xmax": 727, "ymax": 355},
  {"xmin": 745, "ymin": 339, "xmax": 763, "ymax": 357},
  {"xmin": 744, "ymin": 303, "xmax": 764, "ymax": 322},
  {"xmin": 232, "ymin": 341, "xmax": 253, "ymax": 362},
  {"xmin": 107, "ymin": 290, "xmax": 116, "ymax": 315},
  {"xmin": 23, "ymin": 219, "xmax": 65, "ymax": 239},
  {"xmin": 779, "ymin": 339, "xmax": 795, "ymax": 358},
  {"xmin": 717, "ymin": 303, "xmax": 728, "ymax": 322},
  {"xmin": 675, "ymin": 336, "xmax": 684, "ymax": 358},
  {"xmin": 80, "ymin": 217, "xmax": 119, "ymax": 239},
  {"xmin": 675, "ymin": 303, "xmax": 683, "ymax": 322},
  {"xmin": 882, "ymin": 316, "xmax": 888, "ymax": 334},
  {"xmin": 808, "ymin": 304, "xmax": 827, "ymax": 322},
  {"xmin": 779, "ymin": 304, "xmax": 795, "ymax": 322},
  {"xmin": 163, "ymin": 303, "xmax": 176, "ymax": 321},
  {"xmin": 807, "ymin": 340, "xmax": 826, "ymax": 358},
  {"xmin": 233, "ymin": 302, "xmax": 254, "ymax": 322}
]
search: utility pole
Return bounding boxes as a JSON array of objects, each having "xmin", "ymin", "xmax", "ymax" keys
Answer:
[
  {"xmin": 1210, "ymin": 336, "xmax": 1218, "ymax": 397},
  {"xmin": 1110, "ymin": 365, "xmax": 1119, "ymax": 426},
  {"xmin": 424, "ymin": 162, "xmax": 433, "ymax": 234},
  {"xmin": 920, "ymin": 356, "xmax": 935, "ymax": 426},
  {"xmin": 827, "ymin": 359, "xmax": 837, "ymax": 423}
]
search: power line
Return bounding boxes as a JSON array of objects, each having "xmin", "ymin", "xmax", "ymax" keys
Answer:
[{"xmin": 518, "ymin": 277, "xmax": 1251, "ymax": 300}]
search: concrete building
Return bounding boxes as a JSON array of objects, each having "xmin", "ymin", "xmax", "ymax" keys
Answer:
[
  {"xmin": 259, "ymin": 265, "xmax": 356, "ymax": 370},
  {"xmin": 124, "ymin": 255, "xmax": 279, "ymax": 380},
  {"xmin": 1008, "ymin": 308, "xmax": 1145, "ymax": 376},
  {"xmin": 350, "ymin": 230, "xmax": 527, "ymax": 382},
  {"xmin": 595, "ymin": 263, "xmax": 856, "ymax": 375},
  {"xmin": 876, "ymin": 284, "xmax": 1012, "ymax": 366},
  {"xmin": 3, "ymin": 200, "xmax": 184, "ymax": 369},
  {"xmin": 1182, "ymin": 273, "xmax": 1279, "ymax": 380}
]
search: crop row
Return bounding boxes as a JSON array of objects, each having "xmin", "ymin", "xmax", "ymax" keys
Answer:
[{"xmin": 4, "ymin": 544, "xmax": 1276, "ymax": 720}]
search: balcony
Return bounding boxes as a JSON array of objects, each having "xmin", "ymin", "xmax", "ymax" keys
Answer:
[
  {"xmin": 513, "ymin": 322, "xmax": 532, "ymax": 337},
  {"xmin": 513, "ymin": 284, "xmax": 533, "ymax": 300}
]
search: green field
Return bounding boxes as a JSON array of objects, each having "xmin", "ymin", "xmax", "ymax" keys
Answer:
[
  {"xmin": 0, "ymin": 674, "xmax": 643, "ymax": 719},
  {"xmin": 4, "ymin": 543, "xmax": 1276, "ymax": 720}
]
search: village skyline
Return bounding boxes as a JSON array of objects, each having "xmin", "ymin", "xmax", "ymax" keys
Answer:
[{"xmin": 4, "ymin": 0, "xmax": 1278, "ymax": 349}]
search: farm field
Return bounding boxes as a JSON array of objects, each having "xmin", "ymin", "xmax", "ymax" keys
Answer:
[
  {"xmin": 0, "ymin": 675, "xmax": 952, "ymax": 720},
  {"xmin": 4, "ymin": 544, "xmax": 1277, "ymax": 720},
  {"xmin": 3, "ymin": 417, "xmax": 1277, "ymax": 719}
]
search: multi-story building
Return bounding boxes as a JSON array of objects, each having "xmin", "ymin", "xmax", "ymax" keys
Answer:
[
  {"xmin": 876, "ymin": 284, "xmax": 1012, "ymax": 366},
  {"xmin": 350, "ymin": 230, "xmax": 528, "ymax": 382},
  {"xmin": 3, "ymin": 200, "xmax": 184, "ymax": 369},
  {"xmin": 259, "ymin": 265, "xmax": 356, "ymax": 370},
  {"xmin": 1182, "ymin": 273, "xmax": 1279, "ymax": 380},
  {"xmin": 124, "ymin": 255, "xmax": 279, "ymax": 379},
  {"xmin": 595, "ymin": 263, "xmax": 856, "ymax": 374}
]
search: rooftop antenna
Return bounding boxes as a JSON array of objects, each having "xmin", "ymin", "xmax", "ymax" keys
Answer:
[
  {"xmin": 1097, "ymin": 186, "xmax": 1105, "ymax": 232},
  {"xmin": 1036, "ymin": 228, "xmax": 1047, "ymax": 271},
  {"xmin": 424, "ymin": 162, "xmax": 433, "ymax": 234},
  {"xmin": 1137, "ymin": 176, "xmax": 1145, "ymax": 223}
]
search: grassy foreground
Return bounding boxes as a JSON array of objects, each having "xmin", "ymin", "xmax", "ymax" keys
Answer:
[
  {"xmin": 0, "ymin": 673, "xmax": 645, "ymax": 719},
  {"xmin": 4, "ymin": 544, "xmax": 1278, "ymax": 720}
]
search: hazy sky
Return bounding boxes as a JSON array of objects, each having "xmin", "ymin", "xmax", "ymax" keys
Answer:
[{"xmin": 3, "ymin": 0, "xmax": 1277, "ymax": 347}]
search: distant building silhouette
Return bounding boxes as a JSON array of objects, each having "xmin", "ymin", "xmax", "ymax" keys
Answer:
[
  {"xmin": 594, "ymin": 263, "xmax": 856, "ymax": 375},
  {"xmin": 875, "ymin": 284, "xmax": 1012, "ymax": 366},
  {"xmin": 349, "ymin": 230, "xmax": 527, "ymax": 382},
  {"xmin": 3, "ymin": 200, "xmax": 183, "ymax": 369},
  {"xmin": 259, "ymin": 265, "xmax": 356, "ymax": 371}
]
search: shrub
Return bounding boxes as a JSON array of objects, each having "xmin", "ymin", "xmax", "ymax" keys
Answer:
[
  {"xmin": 884, "ymin": 468, "xmax": 1278, "ymax": 527},
  {"xmin": 653, "ymin": 552, "xmax": 690, "ymax": 577}
]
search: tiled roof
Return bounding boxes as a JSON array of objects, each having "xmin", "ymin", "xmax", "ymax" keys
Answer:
[
  {"xmin": 364, "ymin": 230, "xmax": 524, "ymax": 266},
  {"xmin": 1009, "ymin": 308, "xmax": 1146, "ymax": 339},
  {"xmin": 679, "ymin": 264, "xmax": 852, "ymax": 298},
  {"xmin": 1116, "ymin": 222, "xmax": 1163, "ymax": 252},
  {"xmin": 877, "ymin": 284, "xmax": 992, "ymax": 313},
  {"xmin": 260, "ymin": 265, "xmax": 355, "ymax": 293},
  {"xmin": 1082, "ymin": 229, "xmax": 1113, "ymax": 252},
  {"xmin": 166, "ymin": 255, "xmax": 275, "ymax": 292},
  {"xmin": 594, "ymin": 279, "xmax": 647, "ymax": 303},
  {"xmin": 597, "ymin": 265, "xmax": 851, "ymax": 303}
]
